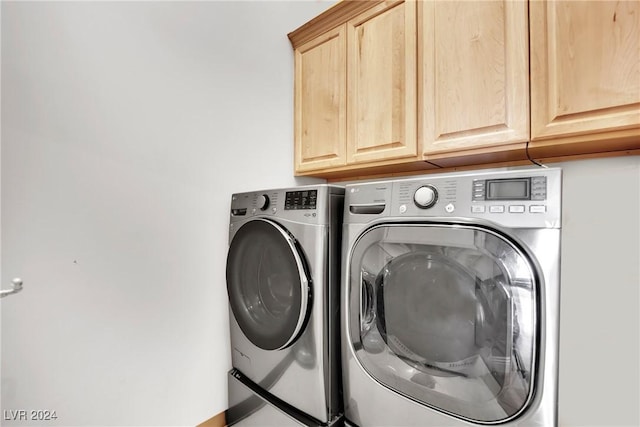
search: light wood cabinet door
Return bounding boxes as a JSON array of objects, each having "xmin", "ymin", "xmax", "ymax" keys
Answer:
[
  {"xmin": 421, "ymin": 0, "xmax": 529, "ymax": 158},
  {"xmin": 530, "ymin": 0, "xmax": 640, "ymax": 141},
  {"xmin": 294, "ymin": 26, "xmax": 347, "ymax": 173},
  {"xmin": 346, "ymin": 0, "xmax": 417, "ymax": 165}
]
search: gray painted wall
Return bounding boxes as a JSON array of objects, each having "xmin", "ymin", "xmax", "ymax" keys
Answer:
[
  {"xmin": 557, "ymin": 156, "xmax": 639, "ymax": 427},
  {"xmin": 1, "ymin": 2, "xmax": 327, "ymax": 425}
]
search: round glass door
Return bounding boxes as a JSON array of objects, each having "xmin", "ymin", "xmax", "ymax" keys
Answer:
[
  {"xmin": 226, "ymin": 219, "xmax": 311, "ymax": 351},
  {"xmin": 348, "ymin": 223, "xmax": 538, "ymax": 423}
]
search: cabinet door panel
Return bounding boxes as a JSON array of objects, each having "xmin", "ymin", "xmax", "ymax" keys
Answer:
[
  {"xmin": 294, "ymin": 26, "xmax": 346, "ymax": 173},
  {"xmin": 530, "ymin": 0, "xmax": 640, "ymax": 140},
  {"xmin": 347, "ymin": 0, "xmax": 417, "ymax": 164},
  {"xmin": 422, "ymin": 0, "xmax": 529, "ymax": 155}
]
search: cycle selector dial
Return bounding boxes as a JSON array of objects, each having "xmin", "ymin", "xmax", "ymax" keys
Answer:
[
  {"xmin": 257, "ymin": 194, "xmax": 270, "ymax": 211},
  {"xmin": 414, "ymin": 185, "xmax": 438, "ymax": 209}
]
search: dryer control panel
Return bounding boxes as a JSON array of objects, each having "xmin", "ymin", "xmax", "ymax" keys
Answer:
[
  {"xmin": 345, "ymin": 167, "xmax": 562, "ymax": 229},
  {"xmin": 472, "ymin": 176, "xmax": 547, "ymax": 201}
]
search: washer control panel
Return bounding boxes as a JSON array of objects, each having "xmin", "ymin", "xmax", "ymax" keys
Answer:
[
  {"xmin": 284, "ymin": 189, "xmax": 317, "ymax": 210},
  {"xmin": 256, "ymin": 194, "xmax": 270, "ymax": 211},
  {"xmin": 229, "ymin": 186, "xmax": 341, "ymax": 226}
]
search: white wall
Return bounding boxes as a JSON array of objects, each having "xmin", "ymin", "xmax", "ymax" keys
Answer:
[
  {"xmin": 0, "ymin": 2, "xmax": 329, "ymax": 426},
  {"xmin": 557, "ymin": 156, "xmax": 640, "ymax": 427},
  {"xmin": 0, "ymin": 3, "xmax": 3, "ymax": 420}
]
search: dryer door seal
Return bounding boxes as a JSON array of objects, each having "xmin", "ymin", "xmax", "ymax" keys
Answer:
[
  {"xmin": 347, "ymin": 222, "xmax": 540, "ymax": 424},
  {"xmin": 227, "ymin": 218, "xmax": 311, "ymax": 351}
]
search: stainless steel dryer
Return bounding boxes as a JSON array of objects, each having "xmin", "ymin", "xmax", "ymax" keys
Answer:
[
  {"xmin": 226, "ymin": 185, "xmax": 344, "ymax": 426},
  {"xmin": 341, "ymin": 167, "xmax": 561, "ymax": 426}
]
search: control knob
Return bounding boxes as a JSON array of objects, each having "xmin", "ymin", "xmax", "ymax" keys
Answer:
[
  {"xmin": 257, "ymin": 194, "xmax": 270, "ymax": 211},
  {"xmin": 414, "ymin": 185, "xmax": 438, "ymax": 209}
]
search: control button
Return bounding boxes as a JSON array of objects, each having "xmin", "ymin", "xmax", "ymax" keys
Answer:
[
  {"xmin": 531, "ymin": 194, "xmax": 546, "ymax": 201},
  {"xmin": 471, "ymin": 205, "xmax": 486, "ymax": 213},
  {"xmin": 445, "ymin": 203, "xmax": 455, "ymax": 213},
  {"xmin": 257, "ymin": 194, "xmax": 270, "ymax": 211},
  {"xmin": 272, "ymin": 207, "xmax": 277, "ymax": 214},
  {"xmin": 509, "ymin": 205, "xmax": 525, "ymax": 213},
  {"xmin": 414, "ymin": 185, "xmax": 438, "ymax": 209},
  {"xmin": 489, "ymin": 205, "xmax": 505, "ymax": 213},
  {"xmin": 251, "ymin": 208, "xmax": 257, "ymax": 215},
  {"xmin": 472, "ymin": 181, "xmax": 485, "ymax": 200},
  {"xmin": 399, "ymin": 204, "xmax": 407, "ymax": 214},
  {"xmin": 530, "ymin": 205, "xmax": 547, "ymax": 213}
]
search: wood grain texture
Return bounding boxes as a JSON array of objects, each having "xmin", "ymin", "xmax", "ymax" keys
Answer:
[
  {"xmin": 347, "ymin": 0, "xmax": 418, "ymax": 164},
  {"xmin": 425, "ymin": 142, "xmax": 528, "ymax": 168},
  {"xmin": 324, "ymin": 150, "xmax": 640, "ymax": 182},
  {"xmin": 197, "ymin": 411, "xmax": 226, "ymax": 427},
  {"xmin": 288, "ymin": 0, "xmax": 384, "ymax": 48},
  {"xmin": 298, "ymin": 155, "xmax": 440, "ymax": 180},
  {"xmin": 421, "ymin": 0, "xmax": 529, "ymax": 155},
  {"xmin": 530, "ymin": 0, "xmax": 640, "ymax": 140},
  {"xmin": 528, "ymin": 128, "xmax": 640, "ymax": 159},
  {"xmin": 290, "ymin": 0, "xmax": 639, "ymax": 180},
  {"xmin": 294, "ymin": 26, "xmax": 347, "ymax": 173}
]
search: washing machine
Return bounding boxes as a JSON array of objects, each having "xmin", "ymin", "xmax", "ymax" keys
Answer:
[
  {"xmin": 226, "ymin": 185, "xmax": 344, "ymax": 426},
  {"xmin": 341, "ymin": 167, "xmax": 561, "ymax": 426},
  {"xmin": 227, "ymin": 368, "xmax": 321, "ymax": 426}
]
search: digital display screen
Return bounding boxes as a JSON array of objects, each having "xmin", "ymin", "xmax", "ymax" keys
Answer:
[
  {"xmin": 284, "ymin": 190, "xmax": 317, "ymax": 210},
  {"xmin": 486, "ymin": 179, "xmax": 530, "ymax": 200}
]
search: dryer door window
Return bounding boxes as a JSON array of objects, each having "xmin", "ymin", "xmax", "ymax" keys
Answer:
[
  {"xmin": 227, "ymin": 219, "xmax": 311, "ymax": 351},
  {"xmin": 348, "ymin": 223, "xmax": 538, "ymax": 423}
]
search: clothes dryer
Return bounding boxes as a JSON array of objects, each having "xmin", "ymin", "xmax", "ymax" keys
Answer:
[
  {"xmin": 226, "ymin": 185, "xmax": 344, "ymax": 426},
  {"xmin": 341, "ymin": 168, "xmax": 561, "ymax": 426}
]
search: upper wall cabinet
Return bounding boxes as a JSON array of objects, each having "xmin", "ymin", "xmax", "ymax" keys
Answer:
[
  {"xmin": 291, "ymin": 0, "xmax": 420, "ymax": 177},
  {"xmin": 530, "ymin": 1, "xmax": 640, "ymax": 149},
  {"xmin": 289, "ymin": 0, "xmax": 640, "ymax": 179},
  {"xmin": 346, "ymin": 1, "xmax": 417, "ymax": 165},
  {"xmin": 294, "ymin": 26, "xmax": 347, "ymax": 173},
  {"xmin": 420, "ymin": 0, "xmax": 530, "ymax": 162}
]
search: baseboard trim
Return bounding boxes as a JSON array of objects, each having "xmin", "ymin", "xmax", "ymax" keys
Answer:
[{"xmin": 196, "ymin": 410, "xmax": 226, "ymax": 427}]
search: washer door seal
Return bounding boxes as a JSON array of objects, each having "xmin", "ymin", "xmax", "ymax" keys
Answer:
[{"xmin": 226, "ymin": 218, "xmax": 311, "ymax": 351}]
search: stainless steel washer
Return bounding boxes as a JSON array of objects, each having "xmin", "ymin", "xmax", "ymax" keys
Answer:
[
  {"xmin": 341, "ymin": 167, "xmax": 561, "ymax": 426},
  {"xmin": 226, "ymin": 185, "xmax": 344, "ymax": 426}
]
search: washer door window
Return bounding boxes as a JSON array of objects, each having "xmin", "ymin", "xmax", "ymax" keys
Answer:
[
  {"xmin": 227, "ymin": 219, "xmax": 311, "ymax": 351},
  {"xmin": 349, "ymin": 224, "xmax": 538, "ymax": 423}
]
